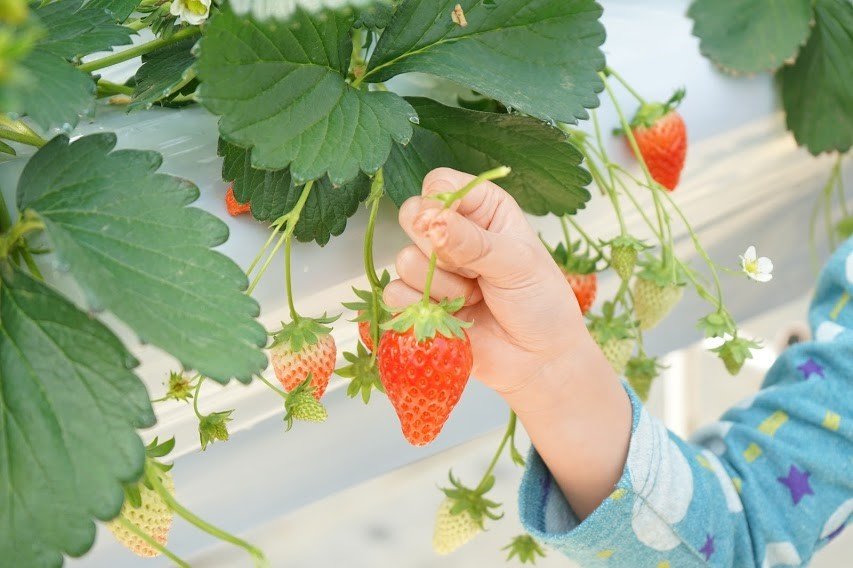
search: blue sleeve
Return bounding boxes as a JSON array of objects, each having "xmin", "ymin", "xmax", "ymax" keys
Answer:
[{"xmin": 518, "ymin": 237, "xmax": 853, "ymax": 567}]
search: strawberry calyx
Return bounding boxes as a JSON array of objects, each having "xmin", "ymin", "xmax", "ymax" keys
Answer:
[
  {"xmin": 440, "ymin": 471, "xmax": 503, "ymax": 529},
  {"xmin": 636, "ymin": 256, "xmax": 686, "ymax": 288},
  {"xmin": 587, "ymin": 301, "xmax": 634, "ymax": 343},
  {"xmin": 122, "ymin": 438, "xmax": 175, "ymax": 507},
  {"xmin": 629, "ymin": 88, "xmax": 686, "ymax": 130},
  {"xmin": 698, "ymin": 310, "xmax": 737, "ymax": 339},
  {"xmin": 548, "ymin": 239, "xmax": 599, "ymax": 275},
  {"xmin": 503, "ymin": 534, "xmax": 547, "ymax": 564},
  {"xmin": 711, "ymin": 335, "xmax": 761, "ymax": 375},
  {"xmin": 336, "ymin": 342, "xmax": 385, "ymax": 403},
  {"xmin": 198, "ymin": 409, "xmax": 234, "ymax": 450},
  {"xmin": 269, "ymin": 313, "xmax": 339, "ymax": 352},
  {"xmin": 382, "ymin": 296, "xmax": 470, "ymax": 342},
  {"xmin": 162, "ymin": 371, "xmax": 195, "ymax": 403},
  {"xmin": 342, "ymin": 270, "xmax": 392, "ymax": 343},
  {"xmin": 283, "ymin": 376, "xmax": 328, "ymax": 430}
]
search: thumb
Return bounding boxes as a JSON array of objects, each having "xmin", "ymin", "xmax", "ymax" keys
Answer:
[{"xmin": 424, "ymin": 207, "xmax": 532, "ymax": 285}]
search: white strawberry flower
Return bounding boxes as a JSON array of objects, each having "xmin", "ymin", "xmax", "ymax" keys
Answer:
[
  {"xmin": 170, "ymin": 0, "xmax": 211, "ymax": 26},
  {"xmin": 740, "ymin": 245, "xmax": 773, "ymax": 283}
]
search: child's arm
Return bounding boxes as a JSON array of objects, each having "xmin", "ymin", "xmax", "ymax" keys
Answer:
[{"xmin": 386, "ymin": 168, "xmax": 853, "ymax": 567}]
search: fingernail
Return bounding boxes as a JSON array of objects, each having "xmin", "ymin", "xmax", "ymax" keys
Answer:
[{"xmin": 414, "ymin": 208, "xmax": 439, "ymax": 233}]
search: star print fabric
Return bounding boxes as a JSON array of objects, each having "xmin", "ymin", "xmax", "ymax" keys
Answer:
[{"xmin": 518, "ymin": 238, "xmax": 853, "ymax": 567}]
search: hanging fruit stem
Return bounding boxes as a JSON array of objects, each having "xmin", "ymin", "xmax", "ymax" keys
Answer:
[
  {"xmin": 421, "ymin": 166, "xmax": 512, "ymax": 304},
  {"xmin": 604, "ymin": 66, "xmax": 648, "ymax": 105},
  {"xmin": 475, "ymin": 412, "xmax": 518, "ymax": 492},
  {"xmin": 192, "ymin": 376, "xmax": 206, "ymax": 420},
  {"xmin": 364, "ymin": 170, "xmax": 385, "ymax": 358},
  {"xmin": 147, "ymin": 467, "xmax": 269, "ymax": 567},
  {"xmin": 591, "ymin": 110, "xmax": 628, "ymax": 236},
  {"xmin": 246, "ymin": 180, "xmax": 314, "ymax": 295},
  {"xmin": 256, "ymin": 374, "xmax": 289, "ymax": 400},
  {"xmin": 113, "ymin": 517, "xmax": 191, "ymax": 568}
]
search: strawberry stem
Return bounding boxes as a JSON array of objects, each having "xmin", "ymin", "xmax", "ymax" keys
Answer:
[
  {"xmin": 247, "ymin": 180, "xmax": 314, "ymax": 296},
  {"xmin": 559, "ymin": 215, "xmax": 571, "ymax": 248},
  {"xmin": 604, "ymin": 66, "xmax": 648, "ymax": 106},
  {"xmin": 364, "ymin": 170, "xmax": 385, "ymax": 356},
  {"xmin": 78, "ymin": 26, "xmax": 201, "ymax": 73},
  {"xmin": 602, "ymin": 74, "xmax": 675, "ymax": 273},
  {"xmin": 420, "ymin": 166, "xmax": 512, "ymax": 306},
  {"xmin": 113, "ymin": 517, "xmax": 191, "ymax": 568},
  {"xmin": 147, "ymin": 467, "xmax": 269, "ymax": 567},
  {"xmin": 256, "ymin": 373, "xmax": 289, "ymax": 400},
  {"xmin": 192, "ymin": 376, "xmax": 206, "ymax": 420},
  {"xmin": 591, "ymin": 110, "xmax": 628, "ymax": 236},
  {"xmin": 284, "ymin": 235, "xmax": 299, "ymax": 321},
  {"xmin": 476, "ymin": 411, "xmax": 518, "ymax": 491}
]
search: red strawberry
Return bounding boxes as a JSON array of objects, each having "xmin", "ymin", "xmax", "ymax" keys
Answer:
[
  {"xmin": 269, "ymin": 314, "xmax": 338, "ymax": 399},
  {"xmin": 547, "ymin": 238, "xmax": 599, "ymax": 315},
  {"xmin": 358, "ymin": 318, "xmax": 375, "ymax": 351},
  {"xmin": 627, "ymin": 89, "xmax": 687, "ymax": 191},
  {"xmin": 564, "ymin": 271, "xmax": 597, "ymax": 315},
  {"xmin": 225, "ymin": 184, "xmax": 251, "ymax": 216},
  {"xmin": 377, "ymin": 297, "xmax": 473, "ymax": 446}
]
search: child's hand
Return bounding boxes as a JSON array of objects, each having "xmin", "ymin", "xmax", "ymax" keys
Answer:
[
  {"xmin": 384, "ymin": 168, "xmax": 592, "ymax": 397},
  {"xmin": 386, "ymin": 168, "xmax": 631, "ymax": 518}
]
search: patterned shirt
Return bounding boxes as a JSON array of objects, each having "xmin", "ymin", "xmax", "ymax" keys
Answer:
[{"xmin": 519, "ymin": 238, "xmax": 853, "ymax": 567}]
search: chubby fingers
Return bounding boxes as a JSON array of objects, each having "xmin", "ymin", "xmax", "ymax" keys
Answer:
[{"xmin": 394, "ymin": 245, "xmax": 482, "ymax": 304}]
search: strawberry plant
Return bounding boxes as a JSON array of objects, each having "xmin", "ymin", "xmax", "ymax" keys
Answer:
[{"xmin": 0, "ymin": 0, "xmax": 844, "ymax": 565}]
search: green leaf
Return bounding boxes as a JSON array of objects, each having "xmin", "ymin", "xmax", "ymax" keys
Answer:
[
  {"xmin": 16, "ymin": 51, "xmax": 95, "ymax": 130},
  {"xmin": 780, "ymin": 0, "xmax": 853, "ymax": 155},
  {"xmin": 365, "ymin": 0, "xmax": 606, "ymax": 124},
  {"xmin": 129, "ymin": 37, "xmax": 197, "ymax": 111},
  {"xmin": 0, "ymin": 140, "xmax": 15, "ymax": 155},
  {"xmin": 35, "ymin": 0, "xmax": 134, "ymax": 59},
  {"xmin": 218, "ymin": 139, "xmax": 371, "ymax": 245},
  {"xmin": 0, "ymin": 263, "xmax": 154, "ymax": 568},
  {"xmin": 197, "ymin": 6, "xmax": 416, "ymax": 184},
  {"xmin": 16, "ymin": 134, "xmax": 267, "ymax": 382},
  {"xmin": 84, "ymin": 0, "xmax": 142, "ymax": 21},
  {"xmin": 687, "ymin": 0, "xmax": 813, "ymax": 73},
  {"xmin": 354, "ymin": 0, "xmax": 398, "ymax": 29},
  {"xmin": 383, "ymin": 98, "xmax": 591, "ymax": 215}
]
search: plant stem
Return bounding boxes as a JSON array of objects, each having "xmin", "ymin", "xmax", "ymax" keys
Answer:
[
  {"xmin": 565, "ymin": 216, "xmax": 607, "ymax": 260},
  {"xmin": 247, "ymin": 181, "xmax": 314, "ymax": 296},
  {"xmin": 147, "ymin": 470, "xmax": 269, "ymax": 567},
  {"xmin": 0, "ymin": 127, "xmax": 46, "ymax": 148},
  {"xmin": 364, "ymin": 170, "xmax": 384, "ymax": 291},
  {"xmin": 284, "ymin": 234, "xmax": 298, "ymax": 321},
  {"xmin": 0, "ymin": 190, "xmax": 12, "ymax": 235},
  {"xmin": 256, "ymin": 374, "xmax": 288, "ymax": 400},
  {"xmin": 246, "ymin": 222, "xmax": 284, "ymax": 278},
  {"xmin": 559, "ymin": 215, "xmax": 571, "ymax": 246},
  {"xmin": 192, "ymin": 376, "xmax": 206, "ymax": 420},
  {"xmin": 591, "ymin": 110, "xmax": 628, "ymax": 235},
  {"xmin": 124, "ymin": 18, "xmax": 148, "ymax": 32},
  {"xmin": 114, "ymin": 517, "xmax": 191, "ymax": 568},
  {"xmin": 604, "ymin": 66, "xmax": 648, "ymax": 106},
  {"xmin": 421, "ymin": 252, "xmax": 439, "ymax": 306},
  {"xmin": 602, "ymin": 74, "xmax": 673, "ymax": 270},
  {"xmin": 613, "ymin": 174, "xmax": 664, "ymax": 242},
  {"xmin": 97, "ymin": 79, "xmax": 134, "ymax": 97},
  {"xmin": 78, "ymin": 26, "xmax": 201, "ymax": 73},
  {"xmin": 477, "ymin": 412, "xmax": 517, "ymax": 490}
]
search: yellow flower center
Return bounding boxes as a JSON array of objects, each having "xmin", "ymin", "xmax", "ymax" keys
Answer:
[
  {"xmin": 185, "ymin": 0, "xmax": 207, "ymax": 15},
  {"xmin": 744, "ymin": 258, "xmax": 759, "ymax": 275}
]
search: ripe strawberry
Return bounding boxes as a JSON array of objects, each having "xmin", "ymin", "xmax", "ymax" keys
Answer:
[
  {"xmin": 633, "ymin": 261, "xmax": 685, "ymax": 331},
  {"xmin": 225, "ymin": 184, "xmax": 251, "ymax": 216},
  {"xmin": 548, "ymin": 239, "xmax": 599, "ymax": 315},
  {"xmin": 588, "ymin": 302, "xmax": 635, "ymax": 375},
  {"xmin": 108, "ymin": 440, "xmax": 176, "ymax": 558},
  {"xmin": 283, "ymin": 377, "xmax": 328, "ymax": 430},
  {"xmin": 378, "ymin": 297, "xmax": 473, "ymax": 446},
  {"xmin": 433, "ymin": 497, "xmax": 481, "ymax": 555},
  {"xmin": 627, "ymin": 89, "xmax": 687, "ymax": 191},
  {"xmin": 269, "ymin": 314, "xmax": 338, "ymax": 399},
  {"xmin": 343, "ymin": 272, "xmax": 391, "ymax": 352}
]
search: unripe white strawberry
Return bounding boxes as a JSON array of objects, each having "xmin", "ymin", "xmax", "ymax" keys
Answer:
[
  {"xmin": 432, "ymin": 497, "xmax": 482, "ymax": 555},
  {"xmin": 107, "ymin": 470, "xmax": 174, "ymax": 558}
]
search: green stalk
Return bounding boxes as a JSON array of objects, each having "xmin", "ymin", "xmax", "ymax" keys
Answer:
[
  {"xmin": 124, "ymin": 19, "xmax": 148, "ymax": 32},
  {"xmin": 420, "ymin": 166, "xmax": 511, "ymax": 304},
  {"xmin": 147, "ymin": 470, "xmax": 269, "ymax": 567},
  {"xmin": 247, "ymin": 181, "xmax": 314, "ymax": 295},
  {"xmin": 113, "ymin": 517, "xmax": 191, "ymax": 568},
  {"xmin": 559, "ymin": 215, "xmax": 571, "ymax": 247},
  {"xmin": 97, "ymin": 79, "xmax": 134, "ymax": 97},
  {"xmin": 78, "ymin": 26, "xmax": 201, "ymax": 73},
  {"xmin": 476, "ymin": 412, "xmax": 518, "ymax": 491},
  {"xmin": 0, "ymin": 190, "xmax": 12, "ymax": 235},
  {"xmin": 192, "ymin": 376, "xmax": 206, "ymax": 420},
  {"xmin": 0, "ymin": 127, "xmax": 46, "ymax": 148},
  {"xmin": 613, "ymin": 174, "xmax": 664, "ymax": 242},
  {"xmin": 604, "ymin": 66, "xmax": 648, "ymax": 105},
  {"xmin": 591, "ymin": 110, "xmax": 628, "ymax": 236},
  {"xmin": 256, "ymin": 374, "xmax": 289, "ymax": 400},
  {"xmin": 565, "ymin": 216, "xmax": 607, "ymax": 261},
  {"xmin": 364, "ymin": 170, "xmax": 385, "ymax": 357},
  {"xmin": 602, "ymin": 74, "xmax": 673, "ymax": 269},
  {"xmin": 284, "ymin": 235, "xmax": 298, "ymax": 321}
]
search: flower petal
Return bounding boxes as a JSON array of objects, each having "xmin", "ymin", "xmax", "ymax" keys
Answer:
[
  {"xmin": 743, "ymin": 246, "xmax": 757, "ymax": 261},
  {"xmin": 756, "ymin": 257, "xmax": 773, "ymax": 274}
]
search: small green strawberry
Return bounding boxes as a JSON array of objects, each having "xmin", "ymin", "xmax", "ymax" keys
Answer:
[
  {"xmin": 432, "ymin": 472, "xmax": 502, "ymax": 555},
  {"xmin": 283, "ymin": 376, "xmax": 328, "ymax": 430},
  {"xmin": 503, "ymin": 534, "xmax": 547, "ymax": 564},
  {"xmin": 712, "ymin": 336, "xmax": 761, "ymax": 375},
  {"xmin": 625, "ymin": 355, "xmax": 665, "ymax": 402},
  {"xmin": 198, "ymin": 409, "xmax": 234, "ymax": 451},
  {"xmin": 633, "ymin": 259, "xmax": 685, "ymax": 330},
  {"xmin": 608, "ymin": 235, "xmax": 647, "ymax": 282},
  {"xmin": 587, "ymin": 302, "xmax": 635, "ymax": 375},
  {"xmin": 336, "ymin": 342, "xmax": 385, "ymax": 403}
]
